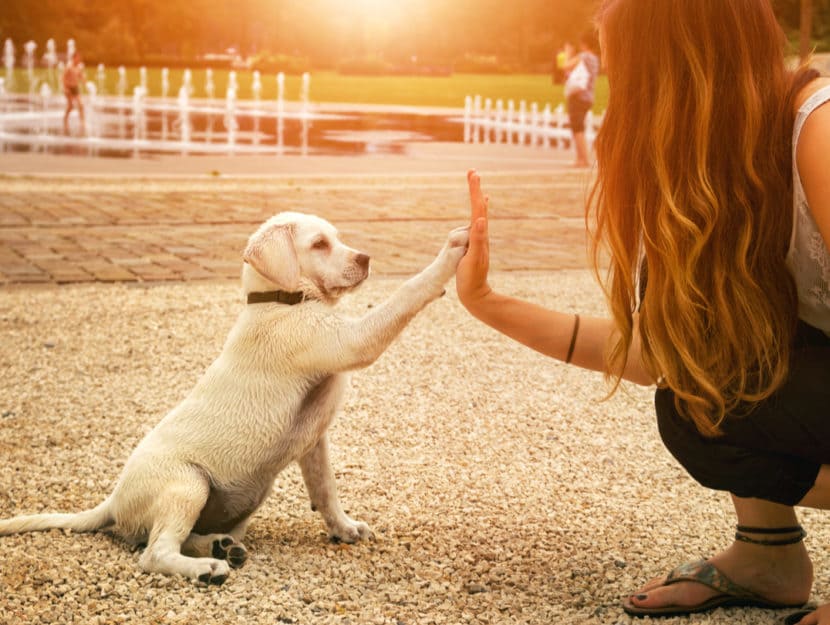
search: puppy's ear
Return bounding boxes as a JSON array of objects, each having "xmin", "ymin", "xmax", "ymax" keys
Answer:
[{"xmin": 243, "ymin": 224, "xmax": 300, "ymax": 289}]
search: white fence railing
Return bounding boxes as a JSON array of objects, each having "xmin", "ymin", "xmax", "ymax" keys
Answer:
[{"xmin": 462, "ymin": 94, "xmax": 603, "ymax": 149}]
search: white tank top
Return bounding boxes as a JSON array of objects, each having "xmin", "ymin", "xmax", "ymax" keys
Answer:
[{"xmin": 786, "ymin": 85, "xmax": 830, "ymax": 335}]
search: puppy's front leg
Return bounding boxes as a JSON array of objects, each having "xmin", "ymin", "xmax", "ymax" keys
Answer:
[
  {"xmin": 298, "ymin": 434, "xmax": 371, "ymax": 543},
  {"xmin": 308, "ymin": 226, "xmax": 469, "ymax": 372}
]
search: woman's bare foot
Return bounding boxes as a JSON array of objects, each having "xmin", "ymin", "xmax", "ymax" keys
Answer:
[{"xmin": 627, "ymin": 539, "xmax": 813, "ymax": 611}]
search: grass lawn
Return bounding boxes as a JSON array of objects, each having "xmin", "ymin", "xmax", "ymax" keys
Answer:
[{"xmin": 8, "ymin": 67, "xmax": 608, "ymax": 112}]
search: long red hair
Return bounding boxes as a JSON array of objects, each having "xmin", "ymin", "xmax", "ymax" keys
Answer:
[{"xmin": 589, "ymin": 0, "xmax": 817, "ymax": 436}]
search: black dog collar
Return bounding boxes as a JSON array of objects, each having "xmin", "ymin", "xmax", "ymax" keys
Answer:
[{"xmin": 247, "ymin": 290, "xmax": 305, "ymax": 305}]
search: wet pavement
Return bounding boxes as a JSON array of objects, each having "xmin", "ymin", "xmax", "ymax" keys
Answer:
[{"xmin": 0, "ymin": 143, "xmax": 596, "ymax": 285}]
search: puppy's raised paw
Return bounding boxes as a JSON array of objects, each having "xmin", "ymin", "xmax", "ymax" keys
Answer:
[{"xmin": 448, "ymin": 225, "xmax": 471, "ymax": 249}]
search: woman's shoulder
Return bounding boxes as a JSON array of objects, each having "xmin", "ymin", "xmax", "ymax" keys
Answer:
[{"xmin": 795, "ymin": 76, "xmax": 830, "ymax": 112}]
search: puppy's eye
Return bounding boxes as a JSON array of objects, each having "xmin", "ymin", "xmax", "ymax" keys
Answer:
[{"xmin": 312, "ymin": 238, "xmax": 330, "ymax": 251}]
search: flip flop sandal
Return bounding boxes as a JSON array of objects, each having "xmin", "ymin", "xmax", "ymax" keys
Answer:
[
  {"xmin": 622, "ymin": 559, "xmax": 806, "ymax": 618},
  {"xmin": 780, "ymin": 608, "xmax": 818, "ymax": 625}
]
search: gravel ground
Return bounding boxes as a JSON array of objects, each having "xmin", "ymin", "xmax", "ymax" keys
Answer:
[{"xmin": 1, "ymin": 271, "xmax": 828, "ymax": 625}]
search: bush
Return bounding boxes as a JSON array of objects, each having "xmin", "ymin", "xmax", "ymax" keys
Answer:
[
  {"xmin": 452, "ymin": 54, "xmax": 519, "ymax": 74},
  {"xmin": 336, "ymin": 56, "xmax": 395, "ymax": 76},
  {"xmin": 250, "ymin": 53, "xmax": 310, "ymax": 75}
]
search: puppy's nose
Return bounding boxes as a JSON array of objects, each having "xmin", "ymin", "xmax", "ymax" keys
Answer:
[{"xmin": 355, "ymin": 253, "xmax": 370, "ymax": 270}]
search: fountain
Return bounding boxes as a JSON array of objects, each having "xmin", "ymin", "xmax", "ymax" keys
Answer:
[
  {"xmin": 117, "ymin": 66, "xmax": 127, "ymax": 96},
  {"xmin": 495, "ymin": 99, "xmax": 505, "ymax": 143},
  {"xmin": 205, "ymin": 68, "xmax": 215, "ymax": 142},
  {"xmin": 251, "ymin": 70, "xmax": 261, "ymax": 145},
  {"xmin": 133, "ymin": 85, "xmax": 147, "ymax": 154},
  {"xmin": 84, "ymin": 81, "xmax": 99, "ymax": 151},
  {"xmin": 530, "ymin": 102, "xmax": 539, "ymax": 146},
  {"xmin": 463, "ymin": 95, "xmax": 472, "ymax": 143},
  {"xmin": 44, "ymin": 39, "xmax": 57, "ymax": 89},
  {"xmin": 161, "ymin": 67, "xmax": 169, "ymax": 141},
  {"xmin": 38, "ymin": 82, "xmax": 51, "ymax": 140},
  {"xmin": 3, "ymin": 39, "xmax": 13, "ymax": 92},
  {"xmin": 276, "ymin": 71, "xmax": 285, "ymax": 154},
  {"xmin": 177, "ymin": 82, "xmax": 190, "ymax": 154},
  {"xmin": 483, "ymin": 98, "xmax": 492, "ymax": 144},
  {"xmin": 0, "ymin": 40, "xmax": 522, "ymax": 158},
  {"xmin": 300, "ymin": 72, "xmax": 310, "ymax": 156},
  {"xmin": 117, "ymin": 66, "xmax": 127, "ymax": 138},
  {"xmin": 205, "ymin": 69, "xmax": 214, "ymax": 99},
  {"xmin": 24, "ymin": 40, "xmax": 36, "ymax": 107},
  {"xmin": 0, "ymin": 78, "xmax": 5, "ymax": 145},
  {"xmin": 518, "ymin": 100, "xmax": 527, "ymax": 144},
  {"xmin": 542, "ymin": 104, "xmax": 552, "ymax": 148},
  {"xmin": 225, "ymin": 72, "xmax": 238, "ymax": 150},
  {"xmin": 472, "ymin": 95, "xmax": 481, "ymax": 143},
  {"xmin": 97, "ymin": 63, "xmax": 106, "ymax": 95}
]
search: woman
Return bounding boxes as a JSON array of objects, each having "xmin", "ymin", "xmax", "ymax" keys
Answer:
[{"xmin": 455, "ymin": 0, "xmax": 830, "ymax": 623}]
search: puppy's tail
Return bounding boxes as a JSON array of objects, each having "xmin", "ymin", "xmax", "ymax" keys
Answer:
[{"xmin": 0, "ymin": 498, "xmax": 113, "ymax": 536}]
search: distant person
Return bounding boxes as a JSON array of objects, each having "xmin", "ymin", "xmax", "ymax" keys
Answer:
[
  {"xmin": 62, "ymin": 52, "xmax": 85, "ymax": 135},
  {"xmin": 563, "ymin": 32, "xmax": 600, "ymax": 168}
]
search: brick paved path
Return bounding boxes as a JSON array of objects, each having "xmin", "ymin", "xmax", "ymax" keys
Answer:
[{"xmin": 0, "ymin": 172, "xmax": 594, "ymax": 285}]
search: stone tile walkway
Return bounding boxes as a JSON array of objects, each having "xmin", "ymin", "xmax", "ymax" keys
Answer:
[{"xmin": 0, "ymin": 151, "xmax": 596, "ymax": 285}]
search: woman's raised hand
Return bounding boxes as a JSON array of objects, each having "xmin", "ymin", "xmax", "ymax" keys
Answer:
[{"xmin": 455, "ymin": 169, "xmax": 493, "ymax": 308}]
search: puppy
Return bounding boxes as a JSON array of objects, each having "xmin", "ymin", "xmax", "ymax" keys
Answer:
[{"xmin": 0, "ymin": 211, "xmax": 469, "ymax": 585}]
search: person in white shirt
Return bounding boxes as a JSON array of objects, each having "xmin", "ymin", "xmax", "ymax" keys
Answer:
[{"xmin": 562, "ymin": 32, "xmax": 600, "ymax": 168}]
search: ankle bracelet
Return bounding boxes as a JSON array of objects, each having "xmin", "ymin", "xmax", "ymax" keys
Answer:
[{"xmin": 735, "ymin": 524, "xmax": 806, "ymax": 546}]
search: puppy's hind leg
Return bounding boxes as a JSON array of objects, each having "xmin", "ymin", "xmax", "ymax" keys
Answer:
[
  {"xmin": 298, "ymin": 434, "xmax": 371, "ymax": 544},
  {"xmin": 137, "ymin": 470, "xmax": 231, "ymax": 585},
  {"xmin": 181, "ymin": 519, "xmax": 250, "ymax": 569}
]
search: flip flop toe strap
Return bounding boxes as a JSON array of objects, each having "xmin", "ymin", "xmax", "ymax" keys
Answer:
[{"xmin": 664, "ymin": 559, "xmax": 767, "ymax": 602}]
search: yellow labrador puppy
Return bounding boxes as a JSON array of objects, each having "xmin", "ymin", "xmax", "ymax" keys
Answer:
[{"xmin": 0, "ymin": 211, "xmax": 469, "ymax": 585}]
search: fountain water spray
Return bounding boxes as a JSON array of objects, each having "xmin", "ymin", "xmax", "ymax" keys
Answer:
[
  {"xmin": 117, "ymin": 66, "xmax": 127, "ymax": 139},
  {"xmin": 300, "ymin": 72, "xmax": 310, "ymax": 156},
  {"xmin": 45, "ymin": 39, "xmax": 57, "ymax": 89},
  {"xmin": 177, "ymin": 82, "xmax": 190, "ymax": 154},
  {"xmin": 96, "ymin": 63, "xmax": 106, "ymax": 95},
  {"xmin": 252, "ymin": 70, "xmax": 261, "ymax": 145},
  {"xmin": 225, "ymin": 72, "xmax": 238, "ymax": 150},
  {"xmin": 24, "ymin": 41, "xmax": 36, "ymax": 107},
  {"xmin": 3, "ymin": 39, "xmax": 14, "ymax": 92},
  {"xmin": 276, "ymin": 72, "xmax": 285, "ymax": 154},
  {"xmin": 205, "ymin": 68, "xmax": 215, "ymax": 143},
  {"xmin": 161, "ymin": 67, "xmax": 169, "ymax": 141}
]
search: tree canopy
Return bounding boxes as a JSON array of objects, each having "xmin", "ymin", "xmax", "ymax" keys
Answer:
[{"xmin": 0, "ymin": 0, "xmax": 826, "ymax": 71}]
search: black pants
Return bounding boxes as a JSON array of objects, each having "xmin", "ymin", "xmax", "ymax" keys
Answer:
[{"xmin": 656, "ymin": 321, "xmax": 830, "ymax": 506}]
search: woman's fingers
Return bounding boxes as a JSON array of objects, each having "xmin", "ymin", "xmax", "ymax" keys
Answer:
[
  {"xmin": 465, "ymin": 170, "xmax": 490, "ymax": 263},
  {"xmin": 467, "ymin": 169, "xmax": 488, "ymax": 223}
]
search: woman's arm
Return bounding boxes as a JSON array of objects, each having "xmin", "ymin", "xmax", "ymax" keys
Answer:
[
  {"xmin": 455, "ymin": 170, "xmax": 654, "ymax": 386},
  {"xmin": 797, "ymin": 91, "xmax": 830, "ymax": 252},
  {"xmin": 562, "ymin": 51, "xmax": 582, "ymax": 71}
]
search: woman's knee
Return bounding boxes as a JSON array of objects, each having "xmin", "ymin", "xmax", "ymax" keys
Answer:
[{"xmin": 654, "ymin": 388, "xmax": 819, "ymax": 505}]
